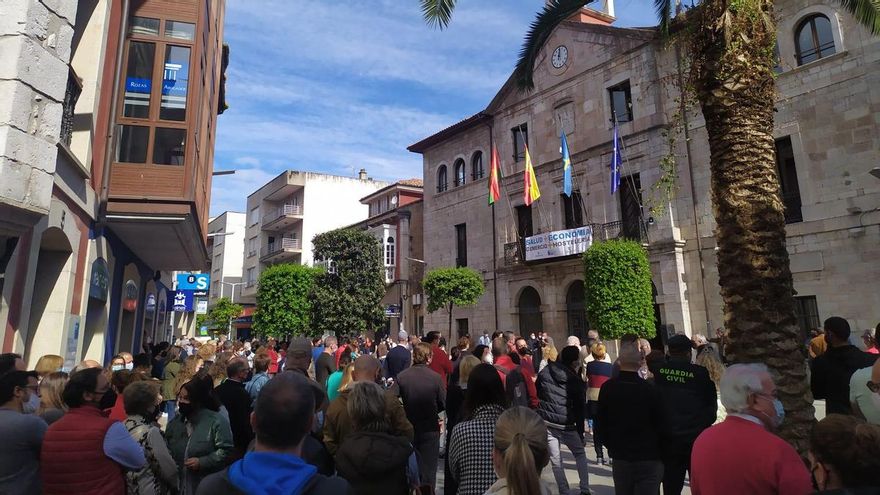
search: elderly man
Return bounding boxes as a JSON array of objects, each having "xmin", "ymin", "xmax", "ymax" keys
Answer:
[
  {"xmin": 690, "ymin": 364, "xmax": 812, "ymax": 495},
  {"xmin": 323, "ymin": 355, "xmax": 413, "ymax": 455}
]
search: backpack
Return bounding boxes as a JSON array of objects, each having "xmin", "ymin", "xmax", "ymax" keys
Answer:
[{"xmin": 496, "ymin": 365, "xmax": 530, "ymax": 408}]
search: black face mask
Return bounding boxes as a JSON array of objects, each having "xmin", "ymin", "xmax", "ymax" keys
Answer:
[
  {"xmin": 150, "ymin": 405, "xmax": 162, "ymax": 423},
  {"xmin": 99, "ymin": 389, "xmax": 116, "ymax": 410},
  {"xmin": 178, "ymin": 402, "xmax": 194, "ymax": 418}
]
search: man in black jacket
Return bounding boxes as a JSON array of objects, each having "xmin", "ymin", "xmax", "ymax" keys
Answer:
[
  {"xmin": 598, "ymin": 342, "xmax": 666, "ymax": 495},
  {"xmin": 395, "ymin": 342, "xmax": 445, "ymax": 492},
  {"xmin": 215, "ymin": 357, "xmax": 254, "ymax": 460},
  {"xmin": 536, "ymin": 345, "xmax": 592, "ymax": 495},
  {"xmin": 653, "ymin": 334, "xmax": 717, "ymax": 495},
  {"xmin": 811, "ymin": 316, "xmax": 878, "ymax": 414}
]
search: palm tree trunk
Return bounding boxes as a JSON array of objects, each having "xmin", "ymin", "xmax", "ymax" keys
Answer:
[{"xmin": 690, "ymin": 0, "xmax": 814, "ymax": 453}]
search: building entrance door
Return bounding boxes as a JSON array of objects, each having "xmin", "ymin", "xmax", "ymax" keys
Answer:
[
  {"xmin": 566, "ymin": 280, "xmax": 588, "ymax": 340},
  {"xmin": 518, "ymin": 286, "xmax": 543, "ymax": 337}
]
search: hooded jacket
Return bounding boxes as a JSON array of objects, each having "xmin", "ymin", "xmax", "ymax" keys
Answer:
[
  {"xmin": 195, "ymin": 452, "xmax": 349, "ymax": 495},
  {"xmin": 535, "ymin": 360, "xmax": 586, "ymax": 431},
  {"xmin": 335, "ymin": 431, "xmax": 412, "ymax": 495},
  {"xmin": 811, "ymin": 345, "xmax": 878, "ymax": 414}
]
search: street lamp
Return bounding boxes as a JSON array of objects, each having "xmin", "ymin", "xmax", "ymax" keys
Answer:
[
  {"xmin": 207, "ymin": 232, "xmax": 236, "ymax": 238},
  {"xmin": 218, "ymin": 279, "xmax": 246, "ymax": 339}
]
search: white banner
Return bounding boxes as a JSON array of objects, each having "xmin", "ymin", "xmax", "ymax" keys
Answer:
[{"xmin": 524, "ymin": 226, "xmax": 593, "ymax": 261}]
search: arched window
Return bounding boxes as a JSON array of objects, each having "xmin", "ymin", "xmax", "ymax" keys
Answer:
[
  {"xmin": 796, "ymin": 14, "xmax": 836, "ymax": 65},
  {"xmin": 471, "ymin": 151, "xmax": 484, "ymax": 180},
  {"xmin": 437, "ymin": 165, "xmax": 448, "ymax": 193},
  {"xmin": 385, "ymin": 236, "xmax": 395, "ymax": 266},
  {"xmin": 453, "ymin": 159, "xmax": 466, "ymax": 187}
]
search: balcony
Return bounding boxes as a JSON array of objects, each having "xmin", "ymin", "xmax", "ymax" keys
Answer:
[
  {"xmin": 260, "ymin": 237, "xmax": 302, "ymax": 263},
  {"xmin": 504, "ymin": 221, "xmax": 646, "ymax": 266},
  {"xmin": 262, "ymin": 204, "xmax": 304, "ymax": 231}
]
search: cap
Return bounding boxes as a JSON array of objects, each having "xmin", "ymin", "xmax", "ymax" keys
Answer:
[
  {"xmin": 289, "ymin": 337, "xmax": 312, "ymax": 357},
  {"xmin": 667, "ymin": 334, "xmax": 693, "ymax": 352},
  {"xmin": 398, "ymin": 330, "xmax": 408, "ymax": 341}
]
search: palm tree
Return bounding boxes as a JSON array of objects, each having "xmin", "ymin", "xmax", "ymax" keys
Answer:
[{"xmin": 420, "ymin": 0, "xmax": 879, "ymax": 453}]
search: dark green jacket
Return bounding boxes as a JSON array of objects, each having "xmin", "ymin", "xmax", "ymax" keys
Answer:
[
  {"xmin": 162, "ymin": 361, "xmax": 182, "ymax": 400},
  {"xmin": 165, "ymin": 409, "xmax": 233, "ymax": 493}
]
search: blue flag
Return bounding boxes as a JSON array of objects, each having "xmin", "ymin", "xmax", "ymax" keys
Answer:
[
  {"xmin": 610, "ymin": 123, "xmax": 622, "ymax": 195},
  {"xmin": 561, "ymin": 131, "xmax": 572, "ymax": 197}
]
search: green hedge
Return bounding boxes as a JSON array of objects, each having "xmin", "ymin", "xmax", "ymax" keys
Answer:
[
  {"xmin": 253, "ymin": 263, "xmax": 319, "ymax": 338},
  {"xmin": 583, "ymin": 239, "xmax": 655, "ymax": 339}
]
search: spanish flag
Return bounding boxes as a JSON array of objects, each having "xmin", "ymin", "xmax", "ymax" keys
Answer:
[
  {"xmin": 488, "ymin": 145, "xmax": 501, "ymax": 205},
  {"xmin": 523, "ymin": 145, "xmax": 540, "ymax": 206}
]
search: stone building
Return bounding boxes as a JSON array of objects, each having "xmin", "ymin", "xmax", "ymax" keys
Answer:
[
  {"xmin": 349, "ymin": 179, "xmax": 426, "ymax": 337},
  {"xmin": 409, "ymin": 0, "xmax": 879, "ymax": 346}
]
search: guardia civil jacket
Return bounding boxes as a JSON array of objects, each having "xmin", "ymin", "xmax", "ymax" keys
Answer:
[{"xmin": 652, "ymin": 357, "xmax": 718, "ymax": 441}]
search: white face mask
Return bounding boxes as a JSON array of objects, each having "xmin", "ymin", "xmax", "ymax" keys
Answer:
[
  {"xmin": 22, "ymin": 392, "xmax": 40, "ymax": 414},
  {"xmin": 483, "ymin": 354, "xmax": 493, "ymax": 364},
  {"xmin": 111, "ymin": 364, "xmax": 124, "ymax": 372},
  {"xmin": 125, "ymin": 362, "xmax": 134, "ymax": 371}
]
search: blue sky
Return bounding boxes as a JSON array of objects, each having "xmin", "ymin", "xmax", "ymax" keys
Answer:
[{"xmin": 210, "ymin": 0, "xmax": 658, "ymax": 215}]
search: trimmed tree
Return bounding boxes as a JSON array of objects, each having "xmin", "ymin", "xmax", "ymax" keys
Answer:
[
  {"xmin": 310, "ymin": 229, "xmax": 385, "ymax": 337},
  {"xmin": 583, "ymin": 240, "xmax": 655, "ymax": 339},
  {"xmin": 205, "ymin": 297, "xmax": 243, "ymax": 336},
  {"xmin": 253, "ymin": 263, "xmax": 319, "ymax": 338},
  {"xmin": 423, "ymin": 267, "xmax": 485, "ymax": 341}
]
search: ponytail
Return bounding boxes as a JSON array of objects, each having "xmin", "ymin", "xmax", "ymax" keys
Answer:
[
  {"xmin": 504, "ymin": 432, "xmax": 540, "ymax": 495},
  {"xmin": 494, "ymin": 407, "xmax": 550, "ymax": 495}
]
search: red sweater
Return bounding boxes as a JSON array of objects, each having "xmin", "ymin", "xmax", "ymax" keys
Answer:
[
  {"xmin": 428, "ymin": 346, "xmax": 453, "ymax": 388},
  {"xmin": 495, "ymin": 355, "xmax": 539, "ymax": 408},
  {"xmin": 690, "ymin": 416, "xmax": 812, "ymax": 495}
]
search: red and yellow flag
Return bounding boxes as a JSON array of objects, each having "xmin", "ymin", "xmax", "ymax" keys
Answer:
[
  {"xmin": 489, "ymin": 145, "xmax": 501, "ymax": 205},
  {"xmin": 523, "ymin": 145, "xmax": 541, "ymax": 206}
]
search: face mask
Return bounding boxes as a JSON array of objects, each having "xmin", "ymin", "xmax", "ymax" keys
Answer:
[
  {"xmin": 178, "ymin": 402, "xmax": 194, "ymax": 418},
  {"xmin": 483, "ymin": 354, "xmax": 493, "ymax": 364},
  {"xmin": 22, "ymin": 392, "xmax": 40, "ymax": 414},
  {"xmin": 150, "ymin": 405, "xmax": 163, "ymax": 423},
  {"xmin": 772, "ymin": 398, "xmax": 785, "ymax": 426},
  {"xmin": 125, "ymin": 362, "xmax": 134, "ymax": 371},
  {"xmin": 111, "ymin": 365, "xmax": 124, "ymax": 372}
]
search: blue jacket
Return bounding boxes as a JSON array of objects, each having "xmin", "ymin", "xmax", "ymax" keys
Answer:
[{"xmin": 246, "ymin": 372, "xmax": 271, "ymax": 401}]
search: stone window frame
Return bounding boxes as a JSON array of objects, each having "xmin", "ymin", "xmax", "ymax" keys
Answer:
[
  {"xmin": 453, "ymin": 157, "xmax": 467, "ymax": 187},
  {"xmin": 777, "ymin": 5, "xmax": 845, "ymax": 71},
  {"xmin": 471, "ymin": 149, "xmax": 486, "ymax": 181},
  {"xmin": 794, "ymin": 14, "xmax": 837, "ymax": 66},
  {"xmin": 436, "ymin": 163, "xmax": 449, "ymax": 194},
  {"xmin": 603, "ymin": 72, "xmax": 639, "ymax": 130}
]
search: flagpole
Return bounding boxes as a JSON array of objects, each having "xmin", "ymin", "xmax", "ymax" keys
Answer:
[{"xmin": 488, "ymin": 124, "xmax": 499, "ymax": 332}]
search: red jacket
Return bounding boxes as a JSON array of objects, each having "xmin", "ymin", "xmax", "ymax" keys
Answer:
[
  {"xmin": 267, "ymin": 348, "xmax": 279, "ymax": 374},
  {"xmin": 41, "ymin": 406, "xmax": 126, "ymax": 495},
  {"xmin": 428, "ymin": 346, "xmax": 453, "ymax": 388},
  {"xmin": 690, "ymin": 416, "xmax": 811, "ymax": 495},
  {"xmin": 107, "ymin": 395, "xmax": 126, "ymax": 422},
  {"xmin": 495, "ymin": 355, "xmax": 539, "ymax": 408}
]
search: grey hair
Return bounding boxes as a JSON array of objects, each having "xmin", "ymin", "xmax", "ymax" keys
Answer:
[
  {"xmin": 566, "ymin": 336, "xmax": 581, "ymax": 347},
  {"xmin": 323, "ymin": 336, "xmax": 337, "ymax": 347},
  {"xmin": 617, "ymin": 342, "xmax": 642, "ymax": 368},
  {"xmin": 720, "ymin": 363, "xmax": 769, "ymax": 413},
  {"xmin": 346, "ymin": 381, "xmax": 388, "ymax": 432}
]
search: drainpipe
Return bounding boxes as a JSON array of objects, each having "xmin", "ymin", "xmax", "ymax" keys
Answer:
[
  {"xmin": 675, "ymin": 41, "xmax": 711, "ymax": 335},
  {"xmin": 99, "ymin": 0, "xmax": 130, "ymax": 223}
]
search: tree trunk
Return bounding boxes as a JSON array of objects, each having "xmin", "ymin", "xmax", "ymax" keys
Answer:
[
  {"xmin": 690, "ymin": 0, "xmax": 814, "ymax": 454},
  {"xmin": 448, "ymin": 302, "xmax": 454, "ymax": 343}
]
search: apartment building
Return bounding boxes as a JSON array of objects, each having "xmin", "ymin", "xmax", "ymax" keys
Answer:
[
  {"xmin": 207, "ymin": 211, "xmax": 245, "ymax": 305},
  {"xmin": 0, "ymin": 0, "xmax": 228, "ymax": 367},
  {"xmin": 410, "ymin": 0, "xmax": 879, "ymax": 345},
  {"xmin": 349, "ymin": 179, "xmax": 425, "ymax": 336},
  {"xmin": 239, "ymin": 169, "xmax": 388, "ymax": 305}
]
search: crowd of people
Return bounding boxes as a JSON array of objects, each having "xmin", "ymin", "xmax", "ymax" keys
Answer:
[{"xmin": 0, "ymin": 317, "xmax": 878, "ymax": 495}]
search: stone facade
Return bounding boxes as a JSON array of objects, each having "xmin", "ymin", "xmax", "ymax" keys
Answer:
[{"xmin": 411, "ymin": 0, "xmax": 880, "ymax": 346}]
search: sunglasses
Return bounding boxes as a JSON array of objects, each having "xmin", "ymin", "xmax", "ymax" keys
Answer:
[{"xmin": 867, "ymin": 381, "xmax": 880, "ymax": 394}]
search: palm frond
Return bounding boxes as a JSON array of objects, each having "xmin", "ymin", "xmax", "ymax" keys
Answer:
[
  {"xmin": 420, "ymin": 0, "xmax": 458, "ymax": 30},
  {"xmin": 514, "ymin": 0, "xmax": 592, "ymax": 91},
  {"xmin": 655, "ymin": 0, "xmax": 673, "ymax": 36},
  {"xmin": 835, "ymin": 0, "xmax": 880, "ymax": 34}
]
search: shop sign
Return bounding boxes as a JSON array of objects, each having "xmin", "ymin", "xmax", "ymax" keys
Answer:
[
  {"xmin": 168, "ymin": 290, "xmax": 194, "ymax": 312},
  {"xmin": 385, "ymin": 304, "xmax": 401, "ymax": 317},
  {"xmin": 89, "ymin": 258, "xmax": 110, "ymax": 302},
  {"xmin": 176, "ymin": 273, "xmax": 210, "ymax": 297},
  {"xmin": 524, "ymin": 226, "xmax": 593, "ymax": 262}
]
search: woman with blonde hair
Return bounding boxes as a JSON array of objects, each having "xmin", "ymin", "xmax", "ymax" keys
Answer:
[
  {"xmin": 486, "ymin": 406, "xmax": 552, "ymax": 495},
  {"xmin": 34, "ymin": 354, "xmax": 64, "ymax": 381},
  {"xmin": 695, "ymin": 347, "xmax": 727, "ymax": 424},
  {"xmin": 208, "ymin": 351, "xmax": 233, "ymax": 387},
  {"xmin": 539, "ymin": 340, "xmax": 558, "ymax": 373},
  {"xmin": 38, "ymin": 371, "xmax": 68, "ymax": 425},
  {"xmin": 586, "ymin": 342, "xmax": 614, "ymax": 463},
  {"xmin": 175, "ymin": 355, "xmax": 204, "ymax": 396}
]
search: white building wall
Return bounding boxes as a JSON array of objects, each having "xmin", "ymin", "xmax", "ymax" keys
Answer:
[
  {"xmin": 300, "ymin": 174, "xmax": 386, "ymax": 265},
  {"xmin": 208, "ymin": 212, "xmax": 246, "ymax": 303}
]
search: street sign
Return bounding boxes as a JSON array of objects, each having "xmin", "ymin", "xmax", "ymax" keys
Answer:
[
  {"xmin": 385, "ymin": 304, "xmax": 400, "ymax": 317},
  {"xmin": 196, "ymin": 299, "xmax": 208, "ymax": 315},
  {"xmin": 168, "ymin": 290, "xmax": 194, "ymax": 312},
  {"xmin": 176, "ymin": 273, "xmax": 210, "ymax": 297}
]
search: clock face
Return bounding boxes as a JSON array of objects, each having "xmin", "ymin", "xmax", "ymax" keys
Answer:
[{"xmin": 551, "ymin": 45, "xmax": 568, "ymax": 69}]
